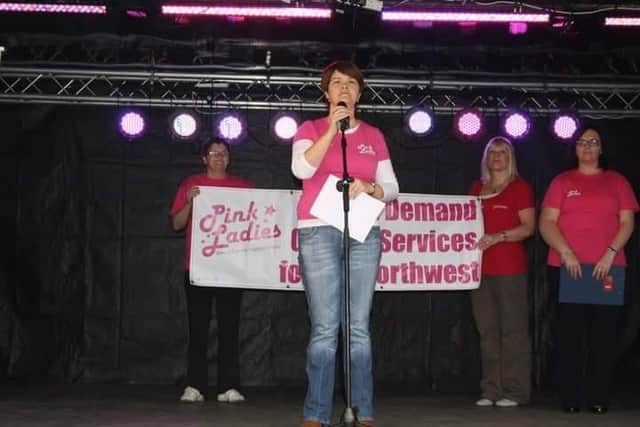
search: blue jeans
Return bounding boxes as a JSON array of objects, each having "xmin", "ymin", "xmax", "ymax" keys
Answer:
[{"xmin": 298, "ymin": 226, "xmax": 381, "ymax": 424}]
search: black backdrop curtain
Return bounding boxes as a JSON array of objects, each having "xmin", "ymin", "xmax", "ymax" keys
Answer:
[{"xmin": 0, "ymin": 105, "xmax": 638, "ymax": 393}]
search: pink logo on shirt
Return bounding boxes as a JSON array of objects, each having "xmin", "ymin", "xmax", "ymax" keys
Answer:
[
  {"xmin": 357, "ymin": 144, "xmax": 375, "ymax": 155},
  {"xmin": 566, "ymin": 189, "xmax": 581, "ymax": 198}
]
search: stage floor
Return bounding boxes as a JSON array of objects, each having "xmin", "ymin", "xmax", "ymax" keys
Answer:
[{"xmin": 2, "ymin": 385, "xmax": 639, "ymax": 427}]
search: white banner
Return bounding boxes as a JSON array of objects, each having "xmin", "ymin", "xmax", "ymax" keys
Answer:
[{"xmin": 190, "ymin": 188, "xmax": 483, "ymax": 291}]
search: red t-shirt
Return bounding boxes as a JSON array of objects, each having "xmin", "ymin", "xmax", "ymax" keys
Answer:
[
  {"xmin": 169, "ymin": 173, "xmax": 253, "ymax": 268},
  {"xmin": 469, "ymin": 178, "xmax": 535, "ymax": 275},
  {"xmin": 542, "ymin": 170, "xmax": 639, "ymax": 267}
]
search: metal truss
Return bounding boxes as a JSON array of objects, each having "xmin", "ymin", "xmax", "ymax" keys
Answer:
[{"xmin": 2, "ymin": 66, "xmax": 640, "ymax": 117}]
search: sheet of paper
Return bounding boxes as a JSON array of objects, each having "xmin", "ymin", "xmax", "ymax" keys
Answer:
[{"xmin": 310, "ymin": 175, "xmax": 385, "ymax": 242}]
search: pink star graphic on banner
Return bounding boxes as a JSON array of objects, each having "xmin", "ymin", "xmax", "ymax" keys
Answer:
[{"xmin": 264, "ymin": 205, "xmax": 276, "ymax": 216}]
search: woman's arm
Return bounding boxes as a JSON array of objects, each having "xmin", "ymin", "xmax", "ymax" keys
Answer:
[
  {"xmin": 302, "ymin": 108, "xmax": 350, "ymax": 168},
  {"xmin": 477, "ymin": 207, "xmax": 534, "ymax": 249},
  {"xmin": 348, "ymin": 159, "xmax": 399, "ymax": 202},
  {"xmin": 171, "ymin": 186, "xmax": 199, "ymax": 231},
  {"xmin": 302, "ymin": 123, "xmax": 338, "ymax": 168},
  {"xmin": 593, "ymin": 210, "xmax": 635, "ymax": 279}
]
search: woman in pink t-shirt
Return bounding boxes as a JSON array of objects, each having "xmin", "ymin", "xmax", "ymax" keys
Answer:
[
  {"xmin": 291, "ymin": 61, "xmax": 399, "ymax": 427},
  {"xmin": 539, "ymin": 128, "xmax": 639, "ymax": 414},
  {"xmin": 469, "ymin": 137, "xmax": 535, "ymax": 408}
]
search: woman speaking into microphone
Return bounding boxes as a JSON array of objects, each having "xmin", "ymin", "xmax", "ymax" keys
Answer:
[{"xmin": 291, "ymin": 60, "xmax": 399, "ymax": 427}]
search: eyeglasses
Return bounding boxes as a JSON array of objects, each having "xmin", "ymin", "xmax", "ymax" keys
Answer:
[
  {"xmin": 575, "ymin": 138, "xmax": 601, "ymax": 147},
  {"xmin": 207, "ymin": 151, "xmax": 228, "ymax": 157}
]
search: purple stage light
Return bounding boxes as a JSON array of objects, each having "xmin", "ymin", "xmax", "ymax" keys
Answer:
[
  {"xmin": 509, "ymin": 22, "xmax": 528, "ymax": 35},
  {"xmin": 171, "ymin": 112, "xmax": 198, "ymax": 140},
  {"xmin": 272, "ymin": 114, "xmax": 299, "ymax": 141},
  {"xmin": 502, "ymin": 111, "xmax": 531, "ymax": 139},
  {"xmin": 605, "ymin": 17, "xmax": 640, "ymax": 26},
  {"xmin": 126, "ymin": 9, "xmax": 147, "ymax": 19},
  {"xmin": 383, "ymin": 11, "xmax": 549, "ymax": 23},
  {"xmin": 119, "ymin": 111, "xmax": 145, "ymax": 139},
  {"xmin": 551, "ymin": 113, "xmax": 579, "ymax": 141},
  {"xmin": 454, "ymin": 109, "xmax": 483, "ymax": 139},
  {"xmin": 0, "ymin": 2, "xmax": 106, "ymax": 14},
  {"xmin": 162, "ymin": 5, "xmax": 331, "ymax": 19},
  {"xmin": 405, "ymin": 108, "xmax": 434, "ymax": 136},
  {"xmin": 216, "ymin": 113, "xmax": 245, "ymax": 142}
]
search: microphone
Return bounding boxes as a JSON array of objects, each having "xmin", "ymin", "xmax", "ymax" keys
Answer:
[{"xmin": 337, "ymin": 101, "xmax": 349, "ymax": 132}]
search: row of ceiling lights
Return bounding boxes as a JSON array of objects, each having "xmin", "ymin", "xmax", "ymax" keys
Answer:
[
  {"xmin": 1, "ymin": 2, "xmax": 640, "ymax": 27},
  {"xmin": 117, "ymin": 108, "xmax": 582, "ymax": 144}
]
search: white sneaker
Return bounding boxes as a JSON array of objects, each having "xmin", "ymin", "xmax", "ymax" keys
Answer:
[
  {"xmin": 217, "ymin": 388, "xmax": 245, "ymax": 403},
  {"xmin": 475, "ymin": 398, "xmax": 494, "ymax": 407},
  {"xmin": 180, "ymin": 386, "xmax": 204, "ymax": 402},
  {"xmin": 496, "ymin": 398, "xmax": 519, "ymax": 407}
]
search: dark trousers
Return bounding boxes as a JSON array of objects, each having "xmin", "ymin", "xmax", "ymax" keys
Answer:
[
  {"xmin": 548, "ymin": 267, "xmax": 622, "ymax": 407},
  {"xmin": 471, "ymin": 274, "xmax": 531, "ymax": 403},
  {"xmin": 184, "ymin": 272, "xmax": 242, "ymax": 396}
]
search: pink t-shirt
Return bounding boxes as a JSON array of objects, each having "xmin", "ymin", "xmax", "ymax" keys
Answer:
[
  {"xmin": 170, "ymin": 173, "xmax": 253, "ymax": 268},
  {"xmin": 294, "ymin": 118, "xmax": 391, "ymax": 220},
  {"xmin": 542, "ymin": 170, "xmax": 639, "ymax": 266},
  {"xmin": 469, "ymin": 178, "xmax": 535, "ymax": 275}
]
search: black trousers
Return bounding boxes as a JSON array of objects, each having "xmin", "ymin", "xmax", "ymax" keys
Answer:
[
  {"xmin": 548, "ymin": 267, "xmax": 622, "ymax": 407},
  {"xmin": 184, "ymin": 272, "xmax": 242, "ymax": 396}
]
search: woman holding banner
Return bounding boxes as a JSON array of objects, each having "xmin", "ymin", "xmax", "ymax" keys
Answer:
[
  {"xmin": 539, "ymin": 127, "xmax": 638, "ymax": 414},
  {"xmin": 291, "ymin": 60, "xmax": 399, "ymax": 427},
  {"xmin": 469, "ymin": 136, "xmax": 535, "ymax": 408},
  {"xmin": 170, "ymin": 139, "xmax": 253, "ymax": 404}
]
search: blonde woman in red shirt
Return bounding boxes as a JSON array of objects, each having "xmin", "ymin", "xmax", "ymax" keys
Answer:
[{"xmin": 469, "ymin": 136, "xmax": 535, "ymax": 408}]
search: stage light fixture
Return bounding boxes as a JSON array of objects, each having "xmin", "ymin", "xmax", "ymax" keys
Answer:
[
  {"xmin": 271, "ymin": 112, "xmax": 299, "ymax": 142},
  {"xmin": 161, "ymin": 4, "xmax": 331, "ymax": 19},
  {"xmin": 405, "ymin": 107, "xmax": 434, "ymax": 136},
  {"xmin": 170, "ymin": 111, "xmax": 199, "ymax": 141},
  {"xmin": 382, "ymin": 11, "xmax": 549, "ymax": 23},
  {"xmin": 119, "ymin": 111, "xmax": 145, "ymax": 139},
  {"xmin": 502, "ymin": 110, "xmax": 531, "ymax": 139},
  {"xmin": 454, "ymin": 109, "xmax": 484, "ymax": 140},
  {"xmin": 509, "ymin": 22, "xmax": 528, "ymax": 35},
  {"xmin": 551, "ymin": 112, "xmax": 580, "ymax": 141},
  {"xmin": 0, "ymin": 2, "xmax": 107, "ymax": 14},
  {"xmin": 215, "ymin": 111, "xmax": 246, "ymax": 143},
  {"xmin": 605, "ymin": 17, "xmax": 640, "ymax": 27}
]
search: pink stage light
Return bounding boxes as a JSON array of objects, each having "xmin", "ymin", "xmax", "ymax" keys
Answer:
[
  {"xmin": 502, "ymin": 111, "xmax": 531, "ymax": 139},
  {"xmin": 551, "ymin": 113, "xmax": 580, "ymax": 141},
  {"xmin": 383, "ymin": 11, "xmax": 549, "ymax": 23},
  {"xmin": 119, "ymin": 111, "xmax": 145, "ymax": 139},
  {"xmin": 605, "ymin": 17, "xmax": 640, "ymax": 27},
  {"xmin": 161, "ymin": 5, "xmax": 331, "ymax": 19},
  {"xmin": 454, "ymin": 109, "xmax": 484, "ymax": 139},
  {"xmin": 509, "ymin": 22, "xmax": 528, "ymax": 35},
  {"xmin": 0, "ymin": 2, "xmax": 106, "ymax": 14}
]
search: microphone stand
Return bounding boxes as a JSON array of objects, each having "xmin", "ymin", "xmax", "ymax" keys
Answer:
[{"xmin": 333, "ymin": 120, "xmax": 364, "ymax": 427}]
